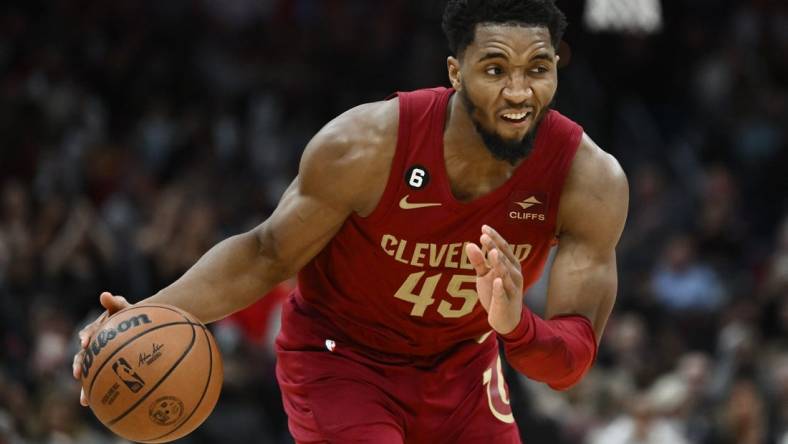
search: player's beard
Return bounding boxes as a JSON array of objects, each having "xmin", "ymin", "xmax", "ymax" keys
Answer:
[{"xmin": 457, "ymin": 86, "xmax": 550, "ymax": 165}]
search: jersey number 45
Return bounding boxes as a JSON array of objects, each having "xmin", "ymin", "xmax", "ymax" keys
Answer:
[{"xmin": 393, "ymin": 271, "xmax": 478, "ymax": 319}]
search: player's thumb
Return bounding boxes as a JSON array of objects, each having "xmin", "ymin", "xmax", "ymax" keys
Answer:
[{"xmin": 99, "ymin": 291, "xmax": 130, "ymax": 314}]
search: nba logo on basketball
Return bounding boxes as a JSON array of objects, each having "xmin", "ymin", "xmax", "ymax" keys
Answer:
[{"xmin": 112, "ymin": 357, "xmax": 145, "ymax": 393}]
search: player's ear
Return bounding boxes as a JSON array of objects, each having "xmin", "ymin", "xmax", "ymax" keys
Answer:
[{"xmin": 447, "ymin": 56, "xmax": 462, "ymax": 91}]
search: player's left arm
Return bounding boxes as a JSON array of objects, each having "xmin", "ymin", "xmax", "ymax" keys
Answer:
[
  {"xmin": 500, "ymin": 134, "xmax": 628, "ymax": 390},
  {"xmin": 546, "ymin": 133, "xmax": 629, "ymax": 340}
]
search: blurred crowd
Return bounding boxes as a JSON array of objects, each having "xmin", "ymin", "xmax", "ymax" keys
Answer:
[{"xmin": 0, "ymin": 0, "xmax": 786, "ymax": 443}]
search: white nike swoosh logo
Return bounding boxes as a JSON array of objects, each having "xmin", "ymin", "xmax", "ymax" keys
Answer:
[{"xmin": 399, "ymin": 195, "xmax": 442, "ymax": 210}]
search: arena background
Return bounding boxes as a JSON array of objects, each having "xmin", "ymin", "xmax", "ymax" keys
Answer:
[{"xmin": 1, "ymin": 0, "xmax": 787, "ymax": 443}]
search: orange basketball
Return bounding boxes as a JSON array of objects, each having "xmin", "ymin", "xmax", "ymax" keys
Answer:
[{"xmin": 80, "ymin": 303, "xmax": 223, "ymax": 443}]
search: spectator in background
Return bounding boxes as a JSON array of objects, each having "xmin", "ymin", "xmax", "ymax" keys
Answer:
[
  {"xmin": 0, "ymin": 182, "xmax": 37, "ymax": 382},
  {"xmin": 675, "ymin": 353, "xmax": 716, "ymax": 444},
  {"xmin": 587, "ymin": 389, "xmax": 690, "ymax": 444},
  {"xmin": 761, "ymin": 215, "xmax": 788, "ymax": 313},
  {"xmin": 41, "ymin": 198, "xmax": 116, "ymax": 318},
  {"xmin": 0, "ymin": 374, "xmax": 33, "ymax": 444},
  {"xmin": 768, "ymin": 355, "xmax": 788, "ymax": 444},
  {"xmin": 694, "ymin": 165, "xmax": 747, "ymax": 276},
  {"xmin": 585, "ymin": 352, "xmax": 716, "ymax": 444},
  {"xmin": 650, "ymin": 233, "xmax": 727, "ymax": 353},
  {"xmin": 602, "ymin": 312, "xmax": 653, "ymax": 386},
  {"xmin": 0, "ymin": 181, "xmax": 35, "ymax": 292},
  {"xmin": 651, "ymin": 233, "xmax": 726, "ymax": 313},
  {"xmin": 39, "ymin": 385, "xmax": 107, "ymax": 444},
  {"xmin": 618, "ymin": 163, "xmax": 687, "ymax": 274},
  {"xmin": 708, "ymin": 378, "xmax": 768, "ymax": 444}
]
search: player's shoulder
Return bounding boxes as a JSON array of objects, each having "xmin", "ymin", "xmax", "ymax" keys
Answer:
[
  {"xmin": 298, "ymin": 98, "xmax": 400, "ymax": 214},
  {"xmin": 557, "ymin": 132, "xmax": 629, "ymax": 235},
  {"xmin": 570, "ymin": 133, "xmax": 627, "ymax": 191},
  {"xmin": 301, "ymin": 98, "xmax": 399, "ymax": 171}
]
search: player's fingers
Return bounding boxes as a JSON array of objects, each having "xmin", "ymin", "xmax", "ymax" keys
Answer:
[
  {"xmin": 478, "ymin": 235, "xmax": 490, "ymax": 261},
  {"xmin": 510, "ymin": 265, "xmax": 523, "ymax": 290},
  {"xmin": 491, "ymin": 245, "xmax": 523, "ymax": 289},
  {"xmin": 480, "ymin": 233, "xmax": 494, "ymax": 254},
  {"xmin": 481, "ymin": 233, "xmax": 514, "ymax": 268},
  {"xmin": 490, "ymin": 249, "xmax": 509, "ymax": 278},
  {"xmin": 78, "ymin": 323, "xmax": 99, "ymax": 348},
  {"xmin": 496, "ymin": 248, "xmax": 522, "ymax": 288},
  {"xmin": 502, "ymin": 272, "xmax": 519, "ymax": 300},
  {"xmin": 99, "ymin": 291, "xmax": 114, "ymax": 308},
  {"xmin": 78, "ymin": 330, "xmax": 88, "ymax": 348},
  {"xmin": 72, "ymin": 350, "xmax": 83, "ymax": 379},
  {"xmin": 80, "ymin": 388, "xmax": 88, "ymax": 406},
  {"xmin": 491, "ymin": 250, "xmax": 522, "ymax": 299},
  {"xmin": 482, "ymin": 225, "xmax": 518, "ymax": 264},
  {"xmin": 100, "ymin": 292, "xmax": 130, "ymax": 314},
  {"xmin": 465, "ymin": 243, "xmax": 490, "ymax": 276},
  {"xmin": 78, "ymin": 314, "xmax": 105, "ymax": 349}
]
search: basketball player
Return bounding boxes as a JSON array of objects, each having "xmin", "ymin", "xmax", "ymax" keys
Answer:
[{"xmin": 73, "ymin": 1, "xmax": 628, "ymax": 442}]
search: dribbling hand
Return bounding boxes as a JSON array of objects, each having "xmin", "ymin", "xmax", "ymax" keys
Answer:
[
  {"xmin": 72, "ymin": 291, "xmax": 132, "ymax": 406},
  {"xmin": 465, "ymin": 225, "xmax": 524, "ymax": 336}
]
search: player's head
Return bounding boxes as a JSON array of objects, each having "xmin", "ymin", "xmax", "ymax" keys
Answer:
[{"xmin": 442, "ymin": 0, "xmax": 567, "ymax": 164}]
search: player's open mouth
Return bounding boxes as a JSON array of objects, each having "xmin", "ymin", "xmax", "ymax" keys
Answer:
[{"xmin": 500, "ymin": 111, "xmax": 532, "ymax": 127}]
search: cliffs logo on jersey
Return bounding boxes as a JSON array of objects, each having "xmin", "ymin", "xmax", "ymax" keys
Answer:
[{"xmin": 509, "ymin": 193, "xmax": 547, "ymax": 222}]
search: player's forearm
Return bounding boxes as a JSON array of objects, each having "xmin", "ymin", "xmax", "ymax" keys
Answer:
[
  {"xmin": 501, "ymin": 307, "xmax": 597, "ymax": 391},
  {"xmin": 143, "ymin": 230, "xmax": 288, "ymax": 323}
]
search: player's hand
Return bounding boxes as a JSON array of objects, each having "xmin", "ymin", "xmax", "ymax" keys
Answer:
[
  {"xmin": 465, "ymin": 225, "xmax": 524, "ymax": 335},
  {"xmin": 72, "ymin": 291, "xmax": 132, "ymax": 406}
]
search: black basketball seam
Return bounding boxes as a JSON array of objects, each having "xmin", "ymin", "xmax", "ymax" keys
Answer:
[
  {"xmin": 107, "ymin": 322, "xmax": 197, "ymax": 426},
  {"xmin": 86, "ymin": 320, "xmax": 200, "ymax": 398},
  {"xmin": 93, "ymin": 304, "xmax": 195, "ymax": 426},
  {"xmin": 143, "ymin": 324, "xmax": 215, "ymax": 442}
]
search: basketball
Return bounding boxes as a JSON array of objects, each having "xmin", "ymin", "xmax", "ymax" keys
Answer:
[{"xmin": 80, "ymin": 303, "xmax": 223, "ymax": 443}]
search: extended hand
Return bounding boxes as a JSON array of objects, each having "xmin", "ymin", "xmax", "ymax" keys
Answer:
[
  {"xmin": 72, "ymin": 291, "xmax": 132, "ymax": 406},
  {"xmin": 465, "ymin": 225, "xmax": 524, "ymax": 335}
]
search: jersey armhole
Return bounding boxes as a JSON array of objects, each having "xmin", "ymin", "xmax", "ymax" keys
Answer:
[
  {"xmin": 551, "ymin": 123, "xmax": 584, "ymax": 239},
  {"xmin": 355, "ymin": 93, "xmax": 410, "ymax": 223}
]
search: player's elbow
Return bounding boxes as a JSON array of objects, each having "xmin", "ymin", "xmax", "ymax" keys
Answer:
[
  {"xmin": 543, "ymin": 349, "xmax": 593, "ymax": 391},
  {"xmin": 252, "ymin": 223, "xmax": 296, "ymax": 283},
  {"xmin": 547, "ymin": 372, "xmax": 587, "ymax": 391}
]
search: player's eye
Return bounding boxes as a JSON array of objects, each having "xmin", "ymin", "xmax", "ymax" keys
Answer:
[
  {"xmin": 485, "ymin": 66, "xmax": 503, "ymax": 76},
  {"xmin": 529, "ymin": 66, "xmax": 549, "ymax": 74}
]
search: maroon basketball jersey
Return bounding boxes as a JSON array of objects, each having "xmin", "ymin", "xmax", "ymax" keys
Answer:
[{"xmin": 277, "ymin": 87, "xmax": 583, "ymax": 359}]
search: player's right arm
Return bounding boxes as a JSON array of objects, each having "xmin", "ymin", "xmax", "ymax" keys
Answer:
[
  {"xmin": 72, "ymin": 99, "xmax": 399, "ymax": 403},
  {"xmin": 141, "ymin": 97, "xmax": 397, "ymax": 323}
]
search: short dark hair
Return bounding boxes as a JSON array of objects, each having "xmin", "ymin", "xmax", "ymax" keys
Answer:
[{"xmin": 442, "ymin": 0, "xmax": 568, "ymax": 56}]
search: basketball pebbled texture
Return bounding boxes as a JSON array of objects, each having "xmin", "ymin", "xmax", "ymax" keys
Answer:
[{"xmin": 81, "ymin": 303, "xmax": 223, "ymax": 443}]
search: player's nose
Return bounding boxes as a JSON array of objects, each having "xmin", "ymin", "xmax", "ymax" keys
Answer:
[{"xmin": 502, "ymin": 74, "xmax": 533, "ymax": 104}]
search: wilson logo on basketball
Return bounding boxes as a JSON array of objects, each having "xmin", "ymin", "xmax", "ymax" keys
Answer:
[
  {"xmin": 509, "ymin": 194, "xmax": 547, "ymax": 222},
  {"xmin": 81, "ymin": 314, "xmax": 153, "ymax": 378}
]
